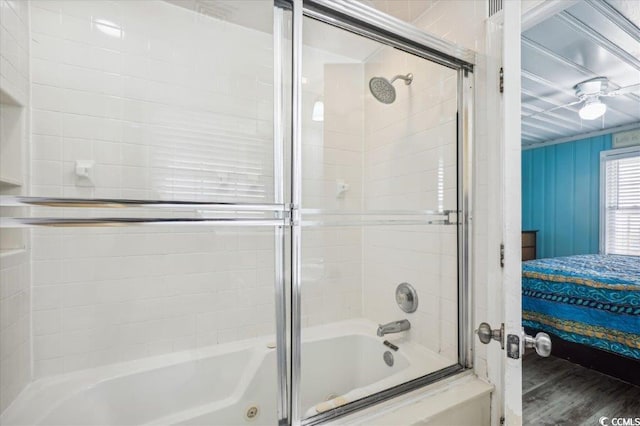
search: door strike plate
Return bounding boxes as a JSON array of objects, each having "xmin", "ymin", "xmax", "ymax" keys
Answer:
[{"xmin": 506, "ymin": 334, "xmax": 520, "ymax": 359}]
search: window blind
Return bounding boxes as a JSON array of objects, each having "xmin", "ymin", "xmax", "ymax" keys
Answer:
[{"xmin": 603, "ymin": 151, "xmax": 640, "ymax": 256}]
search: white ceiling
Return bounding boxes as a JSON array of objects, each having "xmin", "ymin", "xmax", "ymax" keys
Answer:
[{"xmin": 521, "ymin": 0, "xmax": 640, "ymax": 147}]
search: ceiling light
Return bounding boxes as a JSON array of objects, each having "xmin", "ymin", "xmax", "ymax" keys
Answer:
[
  {"xmin": 312, "ymin": 100, "xmax": 324, "ymax": 122},
  {"xmin": 579, "ymin": 98, "xmax": 607, "ymax": 120}
]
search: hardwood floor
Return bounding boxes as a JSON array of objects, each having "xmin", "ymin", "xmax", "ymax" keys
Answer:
[{"xmin": 523, "ymin": 354, "xmax": 640, "ymax": 425}]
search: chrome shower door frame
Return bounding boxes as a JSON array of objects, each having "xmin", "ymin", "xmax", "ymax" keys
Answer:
[{"xmin": 286, "ymin": 1, "xmax": 476, "ymax": 425}]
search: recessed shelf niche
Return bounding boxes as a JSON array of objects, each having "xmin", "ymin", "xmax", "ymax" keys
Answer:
[
  {"xmin": 0, "ymin": 84, "xmax": 25, "ymax": 187},
  {"xmin": 0, "ymin": 82, "xmax": 27, "ymax": 256}
]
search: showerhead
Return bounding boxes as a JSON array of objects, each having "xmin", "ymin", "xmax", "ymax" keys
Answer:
[
  {"xmin": 369, "ymin": 77, "xmax": 396, "ymax": 104},
  {"xmin": 369, "ymin": 73, "xmax": 413, "ymax": 104}
]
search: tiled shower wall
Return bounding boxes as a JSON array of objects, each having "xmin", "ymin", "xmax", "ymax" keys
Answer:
[
  {"xmin": 29, "ymin": 0, "xmax": 275, "ymax": 202},
  {"xmin": 407, "ymin": 0, "xmax": 492, "ymax": 385},
  {"xmin": 0, "ymin": 251, "xmax": 30, "ymax": 413},
  {"xmin": 0, "ymin": 0, "xmax": 28, "ymax": 103},
  {"xmin": 28, "ymin": 0, "xmax": 279, "ymax": 378},
  {"xmin": 362, "ymin": 46, "xmax": 459, "ymax": 360},
  {"xmin": 301, "ymin": 63, "xmax": 364, "ymax": 327},
  {"xmin": 0, "ymin": 0, "xmax": 31, "ymax": 413}
]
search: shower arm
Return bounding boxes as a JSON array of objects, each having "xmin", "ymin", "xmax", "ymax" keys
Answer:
[{"xmin": 389, "ymin": 73, "xmax": 413, "ymax": 85}]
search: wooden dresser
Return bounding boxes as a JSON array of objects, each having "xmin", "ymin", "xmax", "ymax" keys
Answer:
[{"xmin": 522, "ymin": 230, "xmax": 538, "ymax": 261}]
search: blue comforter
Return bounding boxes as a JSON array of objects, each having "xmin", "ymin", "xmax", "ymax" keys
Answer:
[{"xmin": 522, "ymin": 254, "xmax": 640, "ymax": 359}]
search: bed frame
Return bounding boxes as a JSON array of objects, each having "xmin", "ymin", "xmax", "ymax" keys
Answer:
[{"xmin": 525, "ymin": 327, "xmax": 640, "ymax": 387}]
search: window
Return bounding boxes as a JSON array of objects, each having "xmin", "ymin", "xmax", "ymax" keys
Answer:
[{"xmin": 600, "ymin": 147, "xmax": 640, "ymax": 256}]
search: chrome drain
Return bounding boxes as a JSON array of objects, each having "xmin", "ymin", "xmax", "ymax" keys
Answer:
[
  {"xmin": 383, "ymin": 351, "xmax": 394, "ymax": 367},
  {"xmin": 245, "ymin": 406, "xmax": 259, "ymax": 421}
]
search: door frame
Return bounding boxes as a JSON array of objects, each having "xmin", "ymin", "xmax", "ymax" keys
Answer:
[
  {"xmin": 501, "ymin": 1, "xmax": 523, "ymax": 424},
  {"xmin": 485, "ymin": 1, "xmax": 578, "ymax": 424},
  {"xmin": 484, "ymin": 2, "xmax": 524, "ymax": 424}
]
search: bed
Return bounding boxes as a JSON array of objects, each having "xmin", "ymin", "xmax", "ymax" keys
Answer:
[{"xmin": 522, "ymin": 254, "xmax": 640, "ymax": 384}]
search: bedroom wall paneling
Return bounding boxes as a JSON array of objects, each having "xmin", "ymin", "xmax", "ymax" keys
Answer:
[{"xmin": 521, "ymin": 134, "xmax": 612, "ymax": 259}]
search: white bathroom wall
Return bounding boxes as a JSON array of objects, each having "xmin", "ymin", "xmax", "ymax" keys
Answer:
[
  {"xmin": 29, "ymin": 0, "xmax": 275, "ymax": 202},
  {"xmin": 301, "ymin": 63, "xmax": 364, "ymax": 327},
  {"xmin": 0, "ymin": 0, "xmax": 28, "ymax": 103},
  {"xmin": 303, "ymin": 63, "xmax": 364, "ymax": 212},
  {"xmin": 0, "ymin": 251, "xmax": 30, "ymax": 413},
  {"xmin": 362, "ymin": 45, "xmax": 459, "ymax": 360},
  {"xmin": 0, "ymin": 0, "xmax": 31, "ymax": 413}
]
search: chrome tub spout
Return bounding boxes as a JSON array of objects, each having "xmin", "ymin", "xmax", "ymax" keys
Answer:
[{"xmin": 377, "ymin": 319, "xmax": 411, "ymax": 337}]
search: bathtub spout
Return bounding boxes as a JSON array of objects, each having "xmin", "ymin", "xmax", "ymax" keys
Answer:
[{"xmin": 377, "ymin": 319, "xmax": 410, "ymax": 337}]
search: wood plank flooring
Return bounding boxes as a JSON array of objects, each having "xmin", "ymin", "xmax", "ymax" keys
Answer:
[{"xmin": 523, "ymin": 354, "xmax": 640, "ymax": 425}]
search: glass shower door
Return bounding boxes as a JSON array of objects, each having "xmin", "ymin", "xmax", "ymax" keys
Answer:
[
  {"xmin": 0, "ymin": 1, "xmax": 292, "ymax": 425},
  {"xmin": 293, "ymin": 11, "xmax": 464, "ymax": 424}
]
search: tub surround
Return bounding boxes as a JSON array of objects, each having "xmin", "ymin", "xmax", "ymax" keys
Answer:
[{"xmin": 1, "ymin": 319, "xmax": 453, "ymax": 425}]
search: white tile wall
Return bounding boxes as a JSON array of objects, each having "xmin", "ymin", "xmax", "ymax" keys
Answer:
[
  {"xmin": 29, "ymin": 0, "xmax": 275, "ymax": 202},
  {"xmin": 300, "ymin": 47, "xmax": 366, "ymax": 328},
  {"xmin": 303, "ymin": 62, "xmax": 364, "ymax": 211},
  {"xmin": 31, "ymin": 226, "xmax": 277, "ymax": 377},
  {"xmin": 28, "ymin": 0, "xmax": 282, "ymax": 378},
  {"xmin": 0, "ymin": 251, "xmax": 30, "ymax": 413},
  {"xmin": 0, "ymin": 0, "xmax": 29, "ymax": 103}
]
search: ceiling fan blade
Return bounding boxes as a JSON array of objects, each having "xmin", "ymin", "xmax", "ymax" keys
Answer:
[
  {"xmin": 524, "ymin": 99, "xmax": 583, "ymax": 118},
  {"xmin": 603, "ymin": 83, "xmax": 640, "ymax": 97}
]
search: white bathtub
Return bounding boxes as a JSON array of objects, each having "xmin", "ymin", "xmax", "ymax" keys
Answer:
[{"xmin": 0, "ymin": 319, "xmax": 452, "ymax": 425}]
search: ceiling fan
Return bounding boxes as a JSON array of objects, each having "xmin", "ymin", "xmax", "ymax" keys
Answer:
[{"xmin": 526, "ymin": 77, "xmax": 640, "ymax": 120}]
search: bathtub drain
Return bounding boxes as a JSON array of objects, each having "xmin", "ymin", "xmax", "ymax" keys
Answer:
[{"xmin": 245, "ymin": 406, "xmax": 259, "ymax": 421}]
